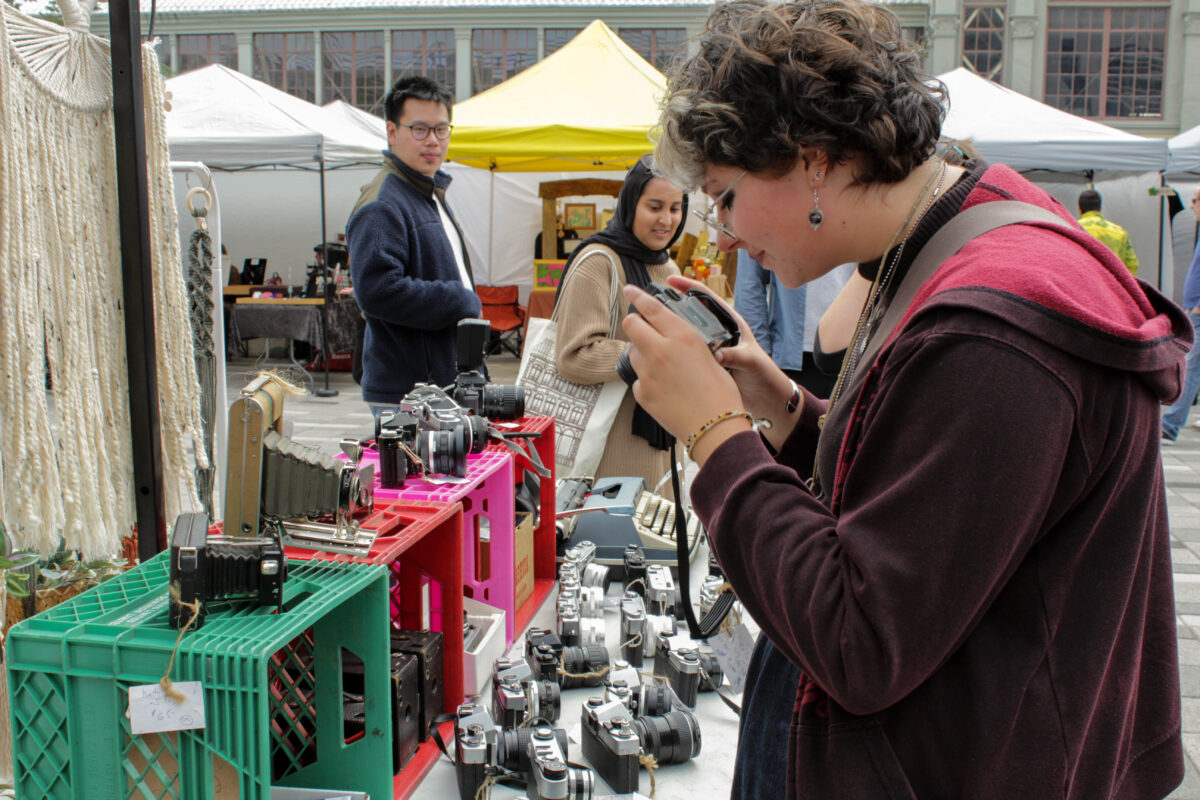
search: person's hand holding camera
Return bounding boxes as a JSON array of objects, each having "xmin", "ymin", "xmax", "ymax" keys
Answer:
[{"xmin": 621, "ymin": 281, "xmax": 751, "ymax": 464}]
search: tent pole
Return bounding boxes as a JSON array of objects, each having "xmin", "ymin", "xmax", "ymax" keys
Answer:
[
  {"xmin": 1158, "ymin": 173, "xmax": 1166, "ymax": 291},
  {"xmin": 110, "ymin": 0, "xmax": 167, "ymax": 559},
  {"xmin": 488, "ymin": 167, "xmax": 496, "ymax": 285},
  {"xmin": 315, "ymin": 157, "xmax": 338, "ymax": 397}
]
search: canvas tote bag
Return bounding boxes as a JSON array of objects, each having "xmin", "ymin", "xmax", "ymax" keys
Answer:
[{"xmin": 516, "ymin": 246, "xmax": 627, "ymax": 478}]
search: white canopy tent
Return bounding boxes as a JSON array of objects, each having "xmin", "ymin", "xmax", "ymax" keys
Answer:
[
  {"xmin": 166, "ymin": 64, "xmax": 383, "ymax": 166},
  {"xmin": 937, "ymin": 68, "xmax": 1174, "ymax": 291},
  {"xmin": 1168, "ymin": 124, "xmax": 1200, "ymax": 177},
  {"xmin": 938, "ymin": 67, "xmax": 1168, "ymax": 172}
]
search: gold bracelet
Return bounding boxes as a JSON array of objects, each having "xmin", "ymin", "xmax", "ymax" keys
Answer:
[{"xmin": 685, "ymin": 410, "xmax": 754, "ymax": 460}]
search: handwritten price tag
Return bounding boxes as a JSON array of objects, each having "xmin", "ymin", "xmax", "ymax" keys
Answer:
[
  {"xmin": 128, "ymin": 682, "xmax": 206, "ymax": 735},
  {"xmin": 707, "ymin": 623, "xmax": 756, "ymax": 695}
]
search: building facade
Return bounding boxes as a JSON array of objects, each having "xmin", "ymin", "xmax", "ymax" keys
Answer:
[{"xmin": 87, "ymin": 0, "xmax": 1200, "ymax": 135}]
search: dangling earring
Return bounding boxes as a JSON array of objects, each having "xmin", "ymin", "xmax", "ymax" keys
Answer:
[{"xmin": 808, "ymin": 177, "xmax": 824, "ymax": 231}]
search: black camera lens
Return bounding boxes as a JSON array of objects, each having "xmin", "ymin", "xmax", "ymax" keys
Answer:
[
  {"xmin": 481, "ymin": 384, "xmax": 525, "ymax": 420},
  {"xmin": 417, "ymin": 425, "xmax": 468, "ymax": 477},
  {"xmin": 377, "ymin": 429, "xmax": 405, "ymax": 489},
  {"xmin": 529, "ymin": 679, "xmax": 561, "ymax": 722},
  {"xmin": 464, "ymin": 414, "xmax": 490, "ymax": 454},
  {"xmin": 616, "ymin": 346, "xmax": 638, "ymax": 386},
  {"xmin": 560, "ymin": 645, "xmax": 609, "ymax": 689},
  {"xmin": 635, "ymin": 684, "xmax": 674, "ymax": 717},
  {"xmin": 499, "ymin": 726, "xmax": 570, "ymax": 773},
  {"xmin": 633, "ymin": 709, "xmax": 701, "ymax": 765}
]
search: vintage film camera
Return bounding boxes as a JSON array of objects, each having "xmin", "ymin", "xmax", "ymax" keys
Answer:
[
  {"xmin": 555, "ymin": 476, "xmax": 703, "ymax": 567},
  {"xmin": 454, "ymin": 702, "xmax": 499, "ymax": 800},
  {"xmin": 492, "ymin": 657, "xmax": 562, "ymax": 727},
  {"xmin": 526, "ymin": 721, "xmax": 595, "ymax": 800},
  {"xmin": 581, "ymin": 698, "xmax": 702, "ymax": 795},
  {"xmin": 615, "ymin": 282, "xmax": 739, "ymax": 386},
  {"xmin": 451, "ymin": 318, "xmax": 525, "ymax": 420},
  {"xmin": 223, "ymin": 374, "xmax": 377, "ymax": 558},
  {"xmin": 169, "ymin": 510, "xmax": 285, "ymax": 630},
  {"xmin": 454, "ymin": 702, "xmax": 590, "ymax": 800}
]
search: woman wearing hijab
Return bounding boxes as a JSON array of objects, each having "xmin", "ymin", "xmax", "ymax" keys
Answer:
[{"xmin": 554, "ymin": 155, "xmax": 687, "ymax": 489}]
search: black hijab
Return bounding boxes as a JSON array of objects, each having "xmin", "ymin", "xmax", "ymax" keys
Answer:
[
  {"xmin": 554, "ymin": 157, "xmax": 689, "ymax": 309},
  {"xmin": 554, "ymin": 156, "xmax": 689, "ymax": 452}
]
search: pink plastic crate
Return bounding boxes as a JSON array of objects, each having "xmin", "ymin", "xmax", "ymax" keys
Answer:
[{"xmin": 355, "ymin": 448, "xmax": 518, "ymax": 643}]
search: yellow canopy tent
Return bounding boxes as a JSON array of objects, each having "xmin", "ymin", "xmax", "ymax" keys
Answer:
[{"xmin": 447, "ymin": 19, "xmax": 666, "ymax": 172}]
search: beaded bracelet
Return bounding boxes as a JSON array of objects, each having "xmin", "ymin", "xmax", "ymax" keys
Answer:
[{"xmin": 685, "ymin": 410, "xmax": 754, "ymax": 460}]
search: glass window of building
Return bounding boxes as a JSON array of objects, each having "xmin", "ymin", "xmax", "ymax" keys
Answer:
[
  {"xmin": 177, "ymin": 33, "xmax": 237, "ymax": 73},
  {"xmin": 1044, "ymin": 5, "xmax": 1166, "ymax": 119},
  {"xmin": 323, "ymin": 31, "xmax": 387, "ymax": 113},
  {"xmin": 962, "ymin": 4, "xmax": 1005, "ymax": 81},
  {"xmin": 392, "ymin": 30, "xmax": 456, "ymax": 101},
  {"xmin": 544, "ymin": 28, "xmax": 582, "ymax": 57},
  {"xmin": 618, "ymin": 28, "xmax": 686, "ymax": 72},
  {"xmin": 254, "ymin": 33, "xmax": 316, "ymax": 102},
  {"xmin": 471, "ymin": 29, "xmax": 536, "ymax": 94}
]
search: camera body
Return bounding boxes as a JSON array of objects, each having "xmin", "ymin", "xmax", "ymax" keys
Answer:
[
  {"xmin": 527, "ymin": 722, "xmax": 595, "ymax": 800},
  {"xmin": 623, "ymin": 544, "xmax": 647, "ymax": 594},
  {"xmin": 581, "ymin": 698, "xmax": 641, "ymax": 795},
  {"xmin": 615, "ymin": 283, "xmax": 740, "ymax": 386},
  {"xmin": 492, "ymin": 657, "xmax": 561, "ymax": 726},
  {"xmin": 453, "ymin": 702, "xmax": 498, "ymax": 800},
  {"xmin": 646, "ymin": 564, "xmax": 677, "ymax": 618},
  {"xmin": 169, "ymin": 511, "xmax": 286, "ymax": 631},
  {"xmin": 662, "ymin": 647, "xmax": 702, "ymax": 708},
  {"xmin": 619, "ymin": 591, "xmax": 646, "ymax": 668}
]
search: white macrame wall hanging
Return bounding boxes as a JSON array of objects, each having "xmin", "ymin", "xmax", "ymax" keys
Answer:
[{"xmin": 0, "ymin": 0, "xmax": 207, "ymax": 557}]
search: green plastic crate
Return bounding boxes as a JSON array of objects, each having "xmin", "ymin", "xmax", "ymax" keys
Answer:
[{"xmin": 7, "ymin": 552, "xmax": 392, "ymax": 800}]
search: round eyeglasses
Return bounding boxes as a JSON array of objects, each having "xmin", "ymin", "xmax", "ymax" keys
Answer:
[
  {"xmin": 692, "ymin": 170, "xmax": 747, "ymax": 240},
  {"xmin": 402, "ymin": 122, "xmax": 453, "ymax": 141}
]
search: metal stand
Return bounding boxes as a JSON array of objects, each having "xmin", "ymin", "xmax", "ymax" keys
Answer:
[
  {"xmin": 110, "ymin": 0, "xmax": 166, "ymax": 558},
  {"xmin": 315, "ymin": 158, "xmax": 338, "ymax": 397}
]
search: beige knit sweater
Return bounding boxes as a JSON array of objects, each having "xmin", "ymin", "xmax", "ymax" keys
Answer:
[{"xmin": 555, "ymin": 243, "xmax": 680, "ymax": 494}]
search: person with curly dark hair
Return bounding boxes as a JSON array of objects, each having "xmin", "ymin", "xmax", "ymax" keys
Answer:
[{"xmin": 621, "ymin": 1, "xmax": 1188, "ymax": 798}]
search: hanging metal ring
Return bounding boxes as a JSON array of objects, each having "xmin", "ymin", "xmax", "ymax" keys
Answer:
[{"xmin": 186, "ymin": 186, "xmax": 212, "ymax": 231}]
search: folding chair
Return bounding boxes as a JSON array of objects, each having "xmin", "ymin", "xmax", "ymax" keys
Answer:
[{"xmin": 476, "ymin": 285, "xmax": 527, "ymax": 357}]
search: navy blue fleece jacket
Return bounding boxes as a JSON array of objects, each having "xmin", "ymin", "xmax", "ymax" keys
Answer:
[{"xmin": 347, "ymin": 151, "xmax": 481, "ymax": 403}]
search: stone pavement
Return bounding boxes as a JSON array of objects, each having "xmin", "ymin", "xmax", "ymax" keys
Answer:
[
  {"xmin": 227, "ymin": 354, "xmax": 1200, "ymax": 798},
  {"xmin": 1164, "ymin": 425, "xmax": 1200, "ymax": 798}
]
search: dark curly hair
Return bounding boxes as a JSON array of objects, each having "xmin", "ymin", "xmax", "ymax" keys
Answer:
[{"xmin": 655, "ymin": 0, "xmax": 945, "ymax": 189}]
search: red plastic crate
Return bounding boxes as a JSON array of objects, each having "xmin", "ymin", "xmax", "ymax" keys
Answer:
[
  {"xmin": 282, "ymin": 499, "xmax": 465, "ymax": 799},
  {"xmin": 487, "ymin": 415, "xmax": 557, "ymax": 635},
  {"xmin": 351, "ymin": 450, "xmax": 518, "ymax": 643}
]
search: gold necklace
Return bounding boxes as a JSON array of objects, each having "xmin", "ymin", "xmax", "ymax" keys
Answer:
[{"xmin": 821, "ymin": 160, "xmax": 949, "ymax": 428}]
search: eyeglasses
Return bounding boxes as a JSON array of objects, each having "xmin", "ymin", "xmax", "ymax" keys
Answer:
[
  {"xmin": 401, "ymin": 122, "xmax": 452, "ymax": 141},
  {"xmin": 692, "ymin": 170, "xmax": 747, "ymax": 239}
]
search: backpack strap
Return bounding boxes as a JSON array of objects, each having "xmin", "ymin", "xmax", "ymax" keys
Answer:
[{"xmin": 855, "ymin": 201, "xmax": 1071, "ymax": 376}]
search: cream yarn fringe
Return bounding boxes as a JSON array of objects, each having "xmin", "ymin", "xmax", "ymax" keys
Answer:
[{"xmin": 0, "ymin": 3, "xmax": 206, "ymax": 558}]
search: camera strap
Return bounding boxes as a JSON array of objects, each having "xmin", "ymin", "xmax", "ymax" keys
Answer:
[
  {"xmin": 487, "ymin": 426, "xmax": 551, "ymax": 478},
  {"xmin": 670, "ymin": 444, "xmax": 737, "ymax": 641}
]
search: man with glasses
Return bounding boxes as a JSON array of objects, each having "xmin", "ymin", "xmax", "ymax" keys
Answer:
[
  {"xmin": 347, "ymin": 75, "xmax": 480, "ymax": 414},
  {"xmin": 1162, "ymin": 184, "xmax": 1200, "ymax": 442}
]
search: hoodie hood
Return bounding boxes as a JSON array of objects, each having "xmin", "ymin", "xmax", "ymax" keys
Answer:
[{"xmin": 901, "ymin": 164, "xmax": 1190, "ymax": 403}]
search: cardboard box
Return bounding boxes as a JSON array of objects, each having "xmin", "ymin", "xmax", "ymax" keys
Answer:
[
  {"xmin": 514, "ymin": 511, "xmax": 535, "ymax": 613},
  {"xmin": 462, "ymin": 596, "xmax": 506, "ymax": 698}
]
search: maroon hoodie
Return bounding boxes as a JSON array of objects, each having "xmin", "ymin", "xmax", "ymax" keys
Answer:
[{"xmin": 693, "ymin": 164, "xmax": 1188, "ymax": 799}]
